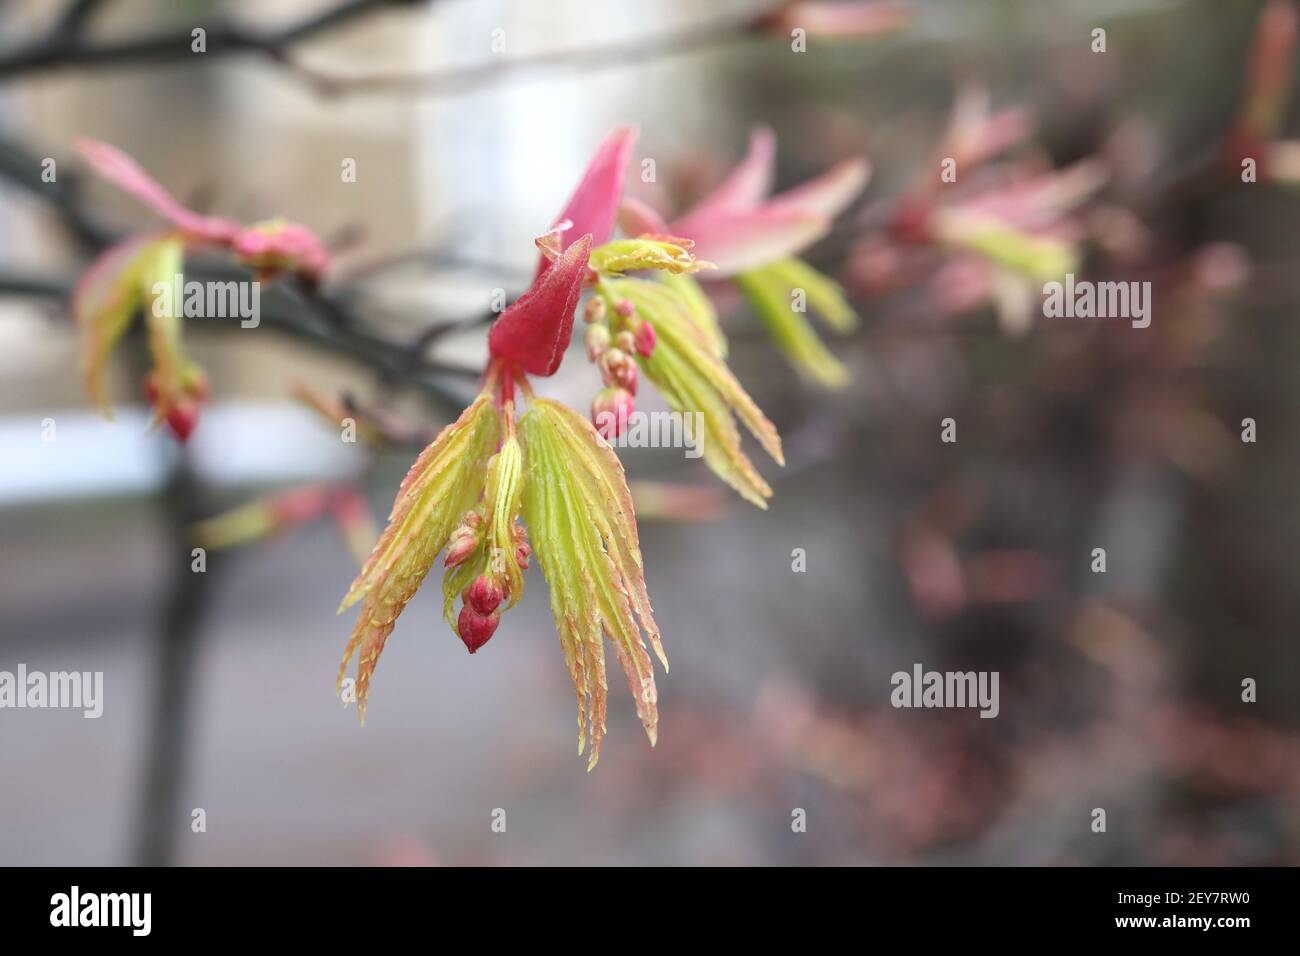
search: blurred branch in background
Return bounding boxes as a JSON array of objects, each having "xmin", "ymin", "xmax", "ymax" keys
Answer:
[
  {"xmin": 0, "ymin": 0, "xmax": 913, "ymax": 99},
  {"xmin": 0, "ymin": 0, "xmax": 422, "ymax": 84}
]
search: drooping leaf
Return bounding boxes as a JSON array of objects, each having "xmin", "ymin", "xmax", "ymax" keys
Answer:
[
  {"xmin": 736, "ymin": 267, "xmax": 849, "ymax": 389},
  {"xmin": 337, "ymin": 394, "xmax": 499, "ymax": 720},
  {"xmin": 193, "ymin": 484, "xmax": 335, "ymax": 551},
  {"xmin": 657, "ymin": 272, "xmax": 728, "ymax": 358},
  {"xmin": 520, "ymin": 398, "xmax": 664, "ymax": 769},
  {"xmin": 605, "ymin": 277, "xmax": 784, "ymax": 508},
  {"xmin": 141, "ymin": 238, "xmax": 186, "ymax": 396},
  {"xmin": 75, "ymin": 138, "xmax": 241, "ymax": 242},
  {"xmin": 931, "ymin": 209, "xmax": 1077, "ymax": 282},
  {"xmin": 764, "ymin": 257, "xmax": 859, "ymax": 333},
  {"xmin": 73, "ymin": 233, "xmax": 168, "ymax": 415}
]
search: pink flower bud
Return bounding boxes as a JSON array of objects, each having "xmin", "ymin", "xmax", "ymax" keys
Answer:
[
  {"xmin": 465, "ymin": 574, "xmax": 503, "ymax": 614},
  {"xmin": 142, "ymin": 372, "xmax": 161, "ymax": 406},
  {"xmin": 600, "ymin": 348, "xmax": 637, "ymax": 392},
  {"xmin": 592, "ymin": 387, "xmax": 634, "ymax": 439},
  {"xmin": 512, "ymin": 525, "xmax": 532, "ymax": 569},
  {"xmin": 615, "ymin": 298, "xmax": 636, "ymax": 319},
  {"xmin": 443, "ymin": 524, "xmax": 480, "ymax": 567},
  {"xmin": 634, "ymin": 319, "xmax": 657, "ymax": 357},
  {"xmin": 164, "ymin": 398, "xmax": 200, "ymax": 443},
  {"xmin": 585, "ymin": 323, "xmax": 610, "ymax": 362},
  {"xmin": 583, "ymin": 297, "xmax": 606, "ymax": 324},
  {"xmin": 457, "ymin": 605, "xmax": 499, "ymax": 653}
]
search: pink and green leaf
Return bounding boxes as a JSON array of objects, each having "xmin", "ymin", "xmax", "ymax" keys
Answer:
[
  {"xmin": 656, "ymin": 272, "xmax": 728, "ymax": 358},
  {"xmin": 589, "ymin": 236, "xmax": 711, "ymax": 276},
  {"xmin": 606, "ymin": 277, "xmax": 784, "ymax": 508},
  {"xmin": 764, "ymin": 257, "xmax": 860, "ymax": 333},
  {"xmin": 441, "ymin": 429, "xmax": 527, "ymax": 626},
  {"xmin": 76, "ymin": 138, "xmax": 241, "ymax": 243},
  {"xmin": 520, "ymin": 398, "xmax": 663, "ymax": 769},
  {"xmin": 766, "ymin": 156, "xmax": 871, "ymax": 221},
  {"xmin": 337, "ymin": 394, "xmax": 499, "ymax": 720},
  {"xmin": 670, "ymin": 203, "xmax": 831, "ymax": 277},
  {"xmin": 73, "ymin": 233, "xmax": 167, "ymax": 415},
  {"xmin": 537, "ymin": 125, "xmax": 638, "ymax": 278},
  {"xmin": 736, "ymin": 266, "xmax": 850, "ymax": 389},
  {"xmin": 690, "ymin": 126, "xmax": 777, "ymax": 216}
]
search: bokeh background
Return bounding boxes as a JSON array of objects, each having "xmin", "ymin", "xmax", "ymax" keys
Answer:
[{"xmin": 1, "ymin": 0, "xmax": 1298, "ymax": 865}]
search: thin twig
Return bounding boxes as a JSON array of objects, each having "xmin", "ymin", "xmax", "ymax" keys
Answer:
[
  {"xmin": 281, "ymin": 7, "xmax": 775, "ymax": 100},
  {"xmin": 0, "ymin": 0, "xmax": 781, "ymax": 101},
  {"xmin": 0, "ymin": 0, "xmax": 420, "ymax": 81}
]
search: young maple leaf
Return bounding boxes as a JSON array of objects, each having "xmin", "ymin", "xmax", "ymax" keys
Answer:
[
  {"xmin": 520, "ymin": 398, "xmax": 664, "ymax": 768},
  {"xmin": 336, "ymin": 125, "xmax": 783, "ymax": 766},
  {"xmin": 69, "ymin": 139, "xmax": 330, "ymax": 440},
  {"xmin": 74, "ymin": 233, "xmax": 209, "ymax": 439},
  {"xmin": 593, "ymin": 272, "xmax": 784, "ymax": 508},
  {"xmin": 618, "ymin": 126, "xmax": 869, "ymax": 388},
  {"xmin": 337, "ymin": 393, "xmax": 500, "ymax": 719}
]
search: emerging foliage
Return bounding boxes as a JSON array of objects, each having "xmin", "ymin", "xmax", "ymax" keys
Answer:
[
  {"xmin": 337, "ymin": 394, "xmax": 500, "ymax": 720},
  {"xmin": 520, "ymin": 398, "xmax": 665, "ymax": 768},
  {"xmin": 600, "ymin": 275, "xmax": 785, "ymax": 508},
  {"xmin": 735, "ymin": 257, "xmax": 859, "ymax": 388}
]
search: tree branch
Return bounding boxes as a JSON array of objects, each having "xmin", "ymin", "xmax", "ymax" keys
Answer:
[
  {"xmin": 0, "ymin": 0, "xmax": 423, "ymax": 82},
  {"xmin": 0, "ymin": 0, "xmax": 780, "ymax": 101},
  {"xmin": 280, "ymin": 7, "xmax": 775, "ymax": 100},
  {"xmin": 0, "ymin": 130, "xmax": 494, "ymax": 412}
]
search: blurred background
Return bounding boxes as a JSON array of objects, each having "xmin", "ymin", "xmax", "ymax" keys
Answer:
[{"xmin": 1, "ymin": 0, "xmax": 1299, "ymax": 866}]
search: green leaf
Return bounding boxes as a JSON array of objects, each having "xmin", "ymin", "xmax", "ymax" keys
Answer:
[
  {"xmin": 605, "ymin": 276, "xmax": 784, "ymax": 508},
  {"xmin": 338, "ymin": 394, "xmax": 500, "ymax": 720},
  {"xmin": 736, "ymin": 266, "xmax": 850, "ymax": 389},
  {"xmin": 520, "ymin": 398, "xmax": 664, "ymax": 769},
  {"xmin": 589, "ymin": 237, "xmax": 711, "ymax": 276},
  {"xmin": 765, "ymin": 257, "xmax": 859, "ymax": 333},
  {"xmin": 141, "ymin": 238, "xmax": 188, "ymax": 395},
  {"xmin": 657, "ymin": 272, "xmax": 728, "ymax": 358},
  {"xmin": 74, "ymin": 234, "xmax": 174, "ymax": 415},
  {"xmin": 933, "ymin": 210, "xmax": 1077, "ymax": 282}
]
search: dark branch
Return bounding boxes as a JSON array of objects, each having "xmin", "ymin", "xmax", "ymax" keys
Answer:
[
  {"xmin": 0, "ymin": 128, "xmax": 491, "ymax": 412},
  {"xmin": 281, "ymin": 8, "xmax": 773, "ymax": 100},
  {"xmin": 0, "ymin": 132, "xmax": 115, "ymax": 249},
  {"xmin": 0, "ymin": 0, "xmax": 777, "ymax": 101},
  {"xmin": 0, "ymin": 0, "xmax": 423, "ymax": 82}
]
